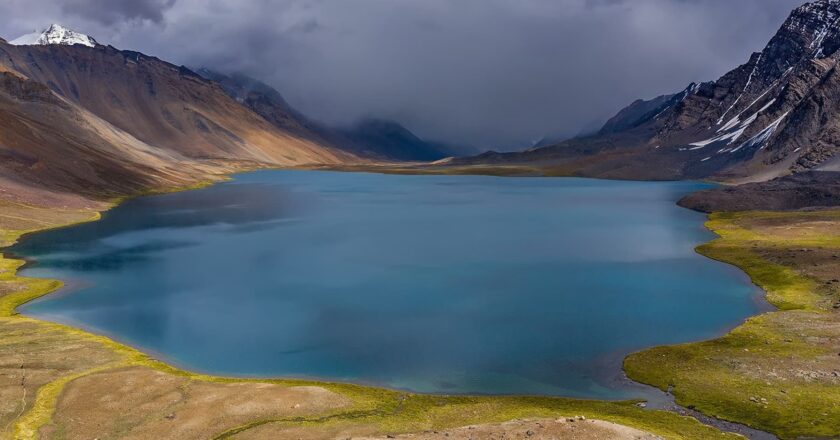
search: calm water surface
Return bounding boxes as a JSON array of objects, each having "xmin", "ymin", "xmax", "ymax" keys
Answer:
[{"xmin": 14, "ymin": 171, "xmax": 763, "ymax": 399}]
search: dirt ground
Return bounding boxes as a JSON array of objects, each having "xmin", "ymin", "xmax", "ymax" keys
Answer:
[
  {"xmin": 0, "ymin": 317, "xmax": 122, "ymax": 435},
  {"xmin": 40, "ymin": 367, "xmax": 351, "ymax": 440},
  {"xmin": 355, "ymin": 418, "xmax": 663, "ymax": 440},
  {"xmin": 217, "ymin": 418, "xmax": 663, "ymax": 440}
]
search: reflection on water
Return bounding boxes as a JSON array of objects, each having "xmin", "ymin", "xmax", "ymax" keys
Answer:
[{"xmin": 14, "ymin": 171, "xmax": 762, "ymax": 399}]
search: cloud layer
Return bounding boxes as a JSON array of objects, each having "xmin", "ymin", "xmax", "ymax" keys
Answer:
[{"xmin": 0, "ymin": 0, "xmax": 803, "ymax": 148}]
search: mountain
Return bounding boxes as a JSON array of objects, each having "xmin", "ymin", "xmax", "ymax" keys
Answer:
[
  {"xmin": 194, "ymin": 69, "xmax": 319, "ymax": 139},
  {"xmin": 331, "ymin": 118, "xmax": 454, "ymax": 162},
  {"xmin": 451, "ymin": 0, "xmax": 840, "ymax": 182},
  {"xmin": 9, "ymin": 23, "xmax": 98, "ymax": 47},
  {"xmin": 196, "ymin": 69, "xmax": 458, "ymax": 161},
  {"xmin": 597, "ymin": 88, "xmax": 689, "ymax": 135},
  {"xmin": 0, "ymin": 25, "xmax": 352, "ymax": 206}
]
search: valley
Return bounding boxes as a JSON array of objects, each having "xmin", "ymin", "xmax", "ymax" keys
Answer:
[{"xmin": 1, "ymin": 2, "xmax": 840, "ymax": 439}]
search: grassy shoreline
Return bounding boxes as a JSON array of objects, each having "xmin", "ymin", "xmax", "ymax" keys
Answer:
[
  {"xmin": 2, "ymin": 174, "xmax": 835, "ymax": 439},
  {"xmin": 625, "ymin": 210, "xmax": 840, "ymax": 439}
]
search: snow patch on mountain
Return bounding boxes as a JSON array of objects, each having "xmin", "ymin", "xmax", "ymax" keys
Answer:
[
  {"xmin": 730, "ymin": 112, "xmax": 790, "ymax": 153},
  {"xmin": 690, "ymin": 125, "xmax": 749, "ymax": 148},
  {"xmin": 9, "ymin": 24, "xmax": 97, "ymax": 47},
  {"xmin": 717, "ymin": 53, "xmax": 763, "ymax": 125},
  {"xmin": 693, "ymin": 104, "xmax": 774, "ymax": 149}
]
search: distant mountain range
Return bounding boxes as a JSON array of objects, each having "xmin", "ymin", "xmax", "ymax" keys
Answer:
[
  {"xmin": 195, "ymin": 69, "xmax": 468, "ymax": 161},
  {"xmin": 0, "ymin": 26, "xmax": 357, "ymax": 205},
  {"xmin": 452, "ymin": 0, "xmax": 840, "ymax": 182},
  {"xmin": 0, "ymin": 24, "xmax": 469, "ymax": 206},
  {"xmin": 4, "ymin": 0, "xmax": 840, "ymax": 210}
]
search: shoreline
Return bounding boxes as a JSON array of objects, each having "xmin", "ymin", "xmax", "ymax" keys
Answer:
[
  {"xmin": 0, "ymin": 243, "xmax": 738, "ymax": 439},
  {"xmin": 13, "ymin": 304, "xmax": 676, "ymax": 405},
  {"xmin": 624, "ymin": 210, "xmax": 840, "ymax": 439},
  {"xmin": 0, "ymin": 169, "xmax": 833, "ymax": 439},
  {"xmin": 10, "ymin": 171, "xmax": 732, "ymax": 401}
]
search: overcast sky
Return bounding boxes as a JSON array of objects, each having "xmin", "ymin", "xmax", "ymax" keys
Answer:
[{"xmin": 0, "ymin": 0, "xmax": 804, "ymax": 149}]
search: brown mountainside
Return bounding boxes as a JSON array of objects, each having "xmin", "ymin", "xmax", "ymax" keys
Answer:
[{"xmin": 0, "ymin": 39, "xmax": 356, "ymax": 207}]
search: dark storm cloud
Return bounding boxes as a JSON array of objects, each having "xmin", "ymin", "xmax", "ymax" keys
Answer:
[
  {"xmin": 0, "ymin": 0, "xmax": 805, "ymax": 148},
  {"xmin": 60, "ymin": 0, "xmax": 177, "ymax": 25}
]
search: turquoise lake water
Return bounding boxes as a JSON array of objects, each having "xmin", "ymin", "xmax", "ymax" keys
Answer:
[{"xmin": 13, "ymin": 171, "xmax": 764, "ymax": 399}]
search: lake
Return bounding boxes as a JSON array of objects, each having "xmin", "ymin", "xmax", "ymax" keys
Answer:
[{"xmin": 13, "ymin": 170, "xmax": 764, "ymax": 400}]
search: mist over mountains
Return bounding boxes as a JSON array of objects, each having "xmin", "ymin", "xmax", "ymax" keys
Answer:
[
  {"xmin": 450, "ymin": 0, "xmax": 840, "ymax": 181},
  {"xmin": 2, "ymin": 0, "xmax": 840, "ymax": 214},
  {"xmin": 0, "ymin": 0, "xmax": 802, "ymax": 149}
]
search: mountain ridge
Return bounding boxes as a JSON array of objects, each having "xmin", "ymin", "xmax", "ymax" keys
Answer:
[
  {"xmin": 4, "ymin": 0, "xmax": 840, "ymax": 209},
  {"xmin": 0, "ymin": 34, "xmax": 357, "ymax": 207},
  {"xmin": 9, "ymin": 24, "xmax": 98, "ymax": 47},
  {"xmin": 450, "ymin": 0, "xmax": 840, "ymax": 182}
]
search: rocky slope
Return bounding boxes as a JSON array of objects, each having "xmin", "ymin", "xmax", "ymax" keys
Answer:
[
  {"xmin": 0, "ymin": 27, "xmax": 355, "ymax": 207},
  {"xmin": 0, "ymin": 69, "xmax": 205, "ymax": 201},
  {"xmin": 194, "ymin": 69, "xmax": 321, "ymax": 140},
  {"xmin": 678, "ymin": 171, "xmax": 840, "ymax": 212},
  {"xmin": 453, "ymin": 0, "xmax": 840, "ymax": 182}
]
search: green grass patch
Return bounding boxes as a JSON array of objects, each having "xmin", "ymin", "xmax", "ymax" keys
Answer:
[{"xmin": 625, "ymin": 210, "xmax": 840, "ymax": 439}]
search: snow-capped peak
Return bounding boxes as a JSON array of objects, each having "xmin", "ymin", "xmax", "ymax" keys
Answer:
[{"xmin": 9, "ymin": 24, "xmax": 97, "ymax": 48}]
